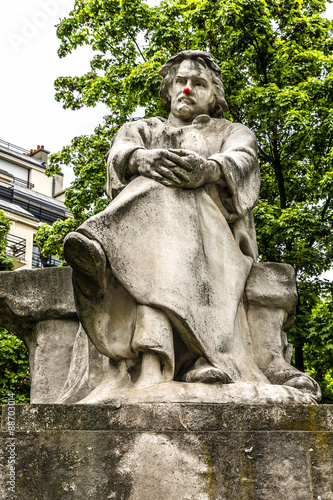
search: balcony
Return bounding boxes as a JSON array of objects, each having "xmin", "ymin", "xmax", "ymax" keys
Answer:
[
  {"xmin": 5, "ymin": 234, "xmax": 26, "ymax": 268},
  {"xmin": 12, "ymin": 176, "xmax": 35, "ymax": 189}
]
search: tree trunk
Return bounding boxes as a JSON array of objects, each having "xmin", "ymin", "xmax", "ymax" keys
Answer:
[{"xmin": 294, "ymin": 344, "xmax": 304, "ymax": 372}]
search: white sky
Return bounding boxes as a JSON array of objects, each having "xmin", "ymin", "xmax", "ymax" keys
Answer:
[{"xmin": 0, "ymin": 0, "xmax": 109, "ymax": 186}]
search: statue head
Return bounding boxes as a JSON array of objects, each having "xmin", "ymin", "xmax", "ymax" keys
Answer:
[{"xmin": 159, "ymin": 50, "xmax": 228, "ymax": 118}]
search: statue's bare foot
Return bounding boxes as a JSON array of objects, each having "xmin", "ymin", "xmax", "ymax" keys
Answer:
[
  {"xmin": 264, "ymin": 363, "xmax": 322, "ymax": 402},
  {"xmin": 183, "ymin": 357, "xmax": 232, "ymax": 384},
  {"xmin": 183, "ymin": 366, "xmax": 231, "ymax": 384},
  {"xmin": 282, "ymin": 374, "xmax": 321, "ymax": 399},
  {"xmin": 64, "ymin": 232, "xmax": 107, "ymax": 298}
]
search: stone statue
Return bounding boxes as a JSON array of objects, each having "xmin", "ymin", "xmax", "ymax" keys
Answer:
[{"xmin": 62, "ymin": 50, "xmax": 321, "ymax": 403}]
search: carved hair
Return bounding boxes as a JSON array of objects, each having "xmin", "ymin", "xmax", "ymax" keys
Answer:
[{"xmin": 159, "ymin": 50, "xmax": 228, "ymax": 117}]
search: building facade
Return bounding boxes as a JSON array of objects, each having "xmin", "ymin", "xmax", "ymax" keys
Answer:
[{"xmin": 0, "ymin": 139, "xmax": 70, "ymax": 269}]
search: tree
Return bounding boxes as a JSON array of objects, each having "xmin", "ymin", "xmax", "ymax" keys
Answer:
[{"xmin": 37, "ymin": 0, "xmax": 333, "ymax": 401}]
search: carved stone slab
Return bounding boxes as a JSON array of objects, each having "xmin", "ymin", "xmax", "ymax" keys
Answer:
[{"xmin": 1, "ymin": 404, "xmax": 332, "ymax": 499}]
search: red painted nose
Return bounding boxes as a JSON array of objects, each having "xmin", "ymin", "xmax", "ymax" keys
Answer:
[{"xmin": 184, "ymin": 87, "xmax": 190, "ymax": 95}]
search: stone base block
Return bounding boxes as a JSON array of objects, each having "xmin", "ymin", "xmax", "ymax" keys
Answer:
[{"xmin": 1, "ymin": 404, "xmax": 332, "ymax": 499}]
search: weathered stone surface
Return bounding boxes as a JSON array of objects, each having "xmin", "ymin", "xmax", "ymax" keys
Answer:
[
  {"xmin": 244, "ymin": 262, "xmax": 322, "ymax": 399},
  {"xmin": 4, "ymin": 403, "xmax": 333, "ymax": 432},
  {"xmin": 1, "ymin": 404, "xmax": 332, "ymax": 499},
  {"xmin": 64, "ymin": 51, "xmax": 265, "ymax": 394},
  {"xmin": 246, "ymin": 262, "xmax": 298, "ymax": 312},
  {"xmin": 245, "ymin": 262, "xmax": 296, "ymax": 371},
  {"xmin": 0, "ymin": 262, "xmax": 320, "ymax": 405},
  {"xmin": 76, "ymin": 380, "xmax": 318, "ymax": 404},
  {"xmin": 29, "ymin": 319, "xmax": 79, "ymax": 403},
  {"xmin": 0, "ymin": 267, "xmax": 80, "ymax": 403},
  {"xmin": 0, "ymin": 267, "xmax": 75, "ymax": 332}
]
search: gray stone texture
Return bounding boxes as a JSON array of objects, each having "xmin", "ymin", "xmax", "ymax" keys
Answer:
[
  {"xmin": 0, "ymin": 267, "xmax": 79, "ymax": 403},
  {"xmin": 1, "ymin": 403, "xmax": 332, "ymax": 499},
  {"xmin": 0, "ymin": 267, "xmax": 76, "ymax": 327},
  {"xmin": 246, "ymin": 263, "xmax": 296, "ymax": 372}
]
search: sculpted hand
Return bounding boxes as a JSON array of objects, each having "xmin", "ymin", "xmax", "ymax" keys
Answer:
[
  {"xmin": 129, "ymin": 148, "xmax": 193, "ymax": 187},
  {"xmin": 168, "ymin": 149, "xmax": 222, "ymax": 188},
  {"xmin": 129, "ymin": 148, "xmax": 221, "ymax": 188}
]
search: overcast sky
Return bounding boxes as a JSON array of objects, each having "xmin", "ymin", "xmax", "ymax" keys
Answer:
[{"xmin": 1, "ymin": 0, "xmax": 333, "ymax": 189}]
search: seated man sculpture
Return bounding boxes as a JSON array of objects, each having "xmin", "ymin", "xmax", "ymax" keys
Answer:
[{"xmin": 64, "ymin": 50, "xmax": 320, "ymax": 402}]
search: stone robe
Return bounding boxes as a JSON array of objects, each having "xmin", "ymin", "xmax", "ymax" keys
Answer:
[{"xmin": 74, "ymin": 114, "xmax": 267, "ymax": 384}]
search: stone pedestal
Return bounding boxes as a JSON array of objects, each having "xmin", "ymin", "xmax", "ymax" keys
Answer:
[{"xmin": 1, "ymin": 404, "xmax": 332, "ymax": 499}]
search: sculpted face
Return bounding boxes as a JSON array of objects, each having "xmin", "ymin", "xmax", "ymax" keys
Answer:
[{"xmin": 169, "ymin": 59, "xmax": 215, "ymax": 124}]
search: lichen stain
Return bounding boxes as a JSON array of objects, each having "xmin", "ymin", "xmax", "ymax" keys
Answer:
[
  {"xmin": 281, "ymin": 405, "xmax": 322, "ymax": 432},
  {"xmin": 239, "ymin": 450, "xmax": 255, "ymax": 500},
  {"xmin": 202, "ymin": 442, "xmax": 216, "ymax": 499},
  {"xmin": 313, "ymin": 430, "xmax": 329, "ymax": 451}
]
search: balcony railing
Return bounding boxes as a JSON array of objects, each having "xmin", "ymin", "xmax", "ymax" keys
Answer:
[
  {"xmin": 11, "ymin": 176, "xmax": 35, "ymax": 189},
  {"xmin": 0, "ymin": 139, "xmax": 30, "ymax": 155},
  {"xmin": 32, "ymin": 253, "xmax": 61, "ymax": 268},
  {"xmin": 5, "ymin": 234, "xmax": 26, "ymax": 261}
]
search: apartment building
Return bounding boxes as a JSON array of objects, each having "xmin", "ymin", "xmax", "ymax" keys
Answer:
[{"xmin": 0, "ymin": 139, "xmax": 70, "ymax": 269}]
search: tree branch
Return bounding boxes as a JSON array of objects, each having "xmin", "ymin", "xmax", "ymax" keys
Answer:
[
  {"xmin": 126, "ymin": 30, "xmax": 146, "ymax": 62},
  {"xmin": 321, "ymin": 196, "xmax": 331, "ymax": 222}
]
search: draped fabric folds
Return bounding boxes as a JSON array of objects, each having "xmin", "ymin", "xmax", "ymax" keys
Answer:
[{"xmin": 74, "ymin": 115, "xmax": 267, "ymax": 383}]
